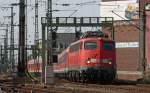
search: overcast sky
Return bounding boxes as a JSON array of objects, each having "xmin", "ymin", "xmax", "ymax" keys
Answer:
[
  {"xmin": 0, "ymin": 0, "xmax": 139, "ymax": 45},
  {"xmin": 0, "ymin": 0, "xmax": 101, "ymax": 45}
]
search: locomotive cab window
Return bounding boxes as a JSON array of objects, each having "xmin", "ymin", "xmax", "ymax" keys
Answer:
[
  {"xmin": 84, "ymin": 42, "xmax": 97, "ymax": 50},
  {"xmin": 102, "ymin": 43, "xmax": 114, "ymax": 50}
]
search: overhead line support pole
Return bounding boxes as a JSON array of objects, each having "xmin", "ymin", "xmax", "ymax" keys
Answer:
[
  {"xmin": 41, "ymin": 0, "xmax": 54, "ymax": 84},
  {"xmin": 42, "ymin": 24, "xmax": 46, "ymax": 83},
  {"xmin": 3, "ymin": 25, "xmax": 9, "ymax": 72},
  {"xmin": 10, "ymin": 6, "xmax": 15, "ymax": 73},
  {"xmin": 18, "ymin": 0, "xmax": 26, "ymax": 77},
  {"xmin": 35, "ymin": 0, "xmax": 39, "ymax": 48},
  {"xmin": 47, "ymin": 0, "xmax": 53, "ymax": 65},
  {"xmin": 6, "ymin": 25, "xmax": 9, "ymax": 67}
]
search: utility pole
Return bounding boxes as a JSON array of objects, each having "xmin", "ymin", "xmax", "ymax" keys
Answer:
[
  {"xmin": 41, "ymin": 23, "xmax": 46, "ymax": 83},
  {"xmin": 34, "ymin": 0, "xmax": 39, "ymax": 60},
  {"xmin": 34, "ymin": 0, "xmax": 40, "ymax": 82},
  {"xmin": 5, "ymin": 25, "xmax": 9, "ymax": 71},
  {"xmin": 0, "ymin": 45, "xmax": 3, "ymax": 73},
  {"xmin": 9, "ymin": 7, "xmax": 16, "ymax": 90},
  {"xmin": 10, "ymin": 7, "xmax": 15, "ymax": 73},
  {"xmin": 35, "ymin": 0, "xmax": 39, "ymax": 44},
  {"xmin": 47, "ymin": 0, "xmax": 53, "ymax": 65},
  {"xmin": 1, "ymin": 25, "xmax": 9, "ymax": 73},
  {"xmin": 18, "ymin": 0, "xmax": 26, "ymax": 76},
  {"xmin": 0, "ymin": 45, "xmax": 3, "ymax": 64},
  {"xmin": 2, "ymin": 6, "xmax": 15, "ymax": 74},
  {"xmin": 42, "ymin": 0, "xmax": 54, "ymax": 84}
]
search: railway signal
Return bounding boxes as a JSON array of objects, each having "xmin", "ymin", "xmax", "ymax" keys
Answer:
[{"xmin": 52, "ymin": 31, "xmax": 57, "ymax": 48}]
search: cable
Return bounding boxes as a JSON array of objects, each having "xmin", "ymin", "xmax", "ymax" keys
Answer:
[
  {"xmin": 53, "ymin": 0, "xmax": 97, "ymax": 6},
  {"xmin": 24, "ymin": 0, "xmax": 39, "ymax": 82},
  {"xmin": 55, "ymin": 0, "xmax": 109, "ymax": 33},
  {"xmin": 112, "ymin": 10, "xmax": 141, "ymax": 31},
  {"xmin": 52, "ymin": 2, "xmax": 120, "ymax": 7},
  {"xmin": 63, "ymin": 3, "xmax": 84, "ymax": 33}
]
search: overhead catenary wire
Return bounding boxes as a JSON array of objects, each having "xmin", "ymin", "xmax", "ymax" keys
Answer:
[
  {"xmin": 112, "ymin": 10, "xmax": 141, "ymax": 31},
  {"xmin": 62, "ymin": 0, "xmax": 101, "ymax": 33},
  {"xmin": 64, "ymin": 0, "xmax": 93, "ymax": 32},
  {"xmin": 63, "ymin": 4, "xmax": 84, "ymax": 33}
]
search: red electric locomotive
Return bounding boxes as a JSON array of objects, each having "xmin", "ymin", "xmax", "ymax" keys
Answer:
[{"xmin": 54, "ymin": 31, "xmax": 116, "ymax": 82}]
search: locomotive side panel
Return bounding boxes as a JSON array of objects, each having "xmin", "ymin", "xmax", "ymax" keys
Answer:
[
  {"xmin": 54, "ymin": 48, "xmax": 69, "ymax": 77},
  {"xmin": 68, "ymin": 42, "xmax": 81, "ymax": 71}
]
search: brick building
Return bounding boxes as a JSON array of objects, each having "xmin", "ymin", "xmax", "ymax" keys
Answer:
[
  {"xmin": 102, "ymin": 20, "xmax": 141, "ymax": 80},
  {"xmin": 100, "ymin": 0, "xmax": 141, "ymax": 80},
  {"xmin": 114, "ymin": 20, "xmax": 139, "ymax": 71}
]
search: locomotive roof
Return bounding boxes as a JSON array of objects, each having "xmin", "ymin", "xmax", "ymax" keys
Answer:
[{"xmin": 70, "ymin": 37, "xmax": 114, "ymax": 46}]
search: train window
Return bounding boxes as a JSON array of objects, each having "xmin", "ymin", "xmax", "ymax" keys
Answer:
[
  {"xmin": 102, "ymin": 43, "xmax": 114, "ymax": 50},
  {"xmin": 84, "ymin": 42, "xmax": 97, "ymax": 50},
  {"xmin": 70, "ymin": 43, "xmax": 80, "ymax": 52},
  {"xmin": 80, "ymin": 42, "xmax": 83, "ymax": 49}
]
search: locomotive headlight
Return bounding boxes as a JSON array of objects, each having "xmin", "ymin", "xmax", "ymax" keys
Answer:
[
  {"xmin": 87, "ymin": 60, "xmax": 91, "ymax": 64},
  {"xmin": 86, "ymin": 58, "xmax": 97, "ymax": 63},
  {"xmin": 109, "ymin": 61, "xmax": 112, "ymax": 64},
  {"xmin": 102, "ymin": 59, "xmax": 113, "ymax": 64},
  {"xmin": 90, "ymin": 58, "xmax": 97, "ymax": 63}
]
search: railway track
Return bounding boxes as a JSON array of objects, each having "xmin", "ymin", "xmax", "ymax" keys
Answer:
[
  {"xmin": 55, "ymin": 79, "xmax": 150, "ymax": 93},
  {"xmin": 55, "ymin": 83, "xmax": 150, "ymax": 93},
  {"xmin": 1, "ymin": 78, "xmax": 150, "ymax": 93}
]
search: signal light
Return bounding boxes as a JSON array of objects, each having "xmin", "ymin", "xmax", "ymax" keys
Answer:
[
  {"xmin": 75, "ymin": 31, "xmax": 81, "ymax": 39},
  {"xmin": 52, "ymin": 41, "xmax": 57, "ymax": 48},
  {"xmin": 52, "ymin": 55, "xmax": 58, "ymax": 63},
  {"xmin": 52, "ymin": 31, "xmax": 57, "ymax": 48},
  {"xmin": 52, "ymin": 31, "xmax": 57, "ymax": 40}
]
